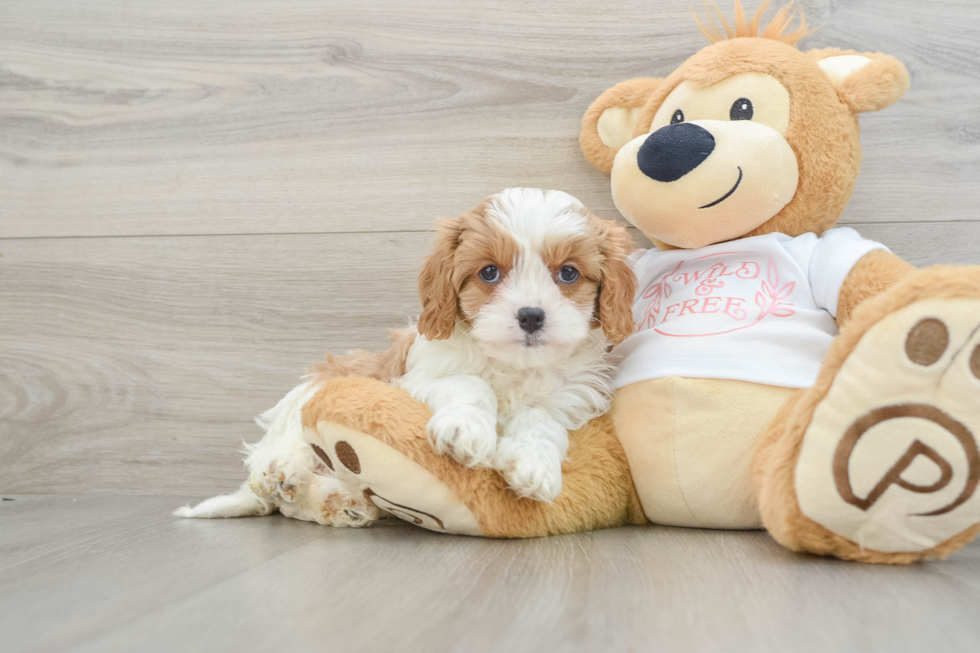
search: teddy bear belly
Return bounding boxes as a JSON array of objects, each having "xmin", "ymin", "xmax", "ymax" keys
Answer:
[{"xmin": 611, "ymin": 376, "xmax": 795, "ymax": 529}]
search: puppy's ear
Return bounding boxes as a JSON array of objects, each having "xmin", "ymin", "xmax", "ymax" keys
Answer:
[
  {"xmin": 581, "ymin": 78, "xmax": 663, "ymax": 174},
  {"xmin": 417, "ymin": 216, "xmax": 463, "ymax": 340},
  {"xmin": 808, "ymin": 48, "xmax": 910, "ymax": 113},
  {"xmin": 594, "ymin": 217, "xmax": 637, "ymax": 345}
]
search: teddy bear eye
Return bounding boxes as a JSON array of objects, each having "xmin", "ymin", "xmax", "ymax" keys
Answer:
[
  {"xmin": 730, "ymin": 98, "xmax": 754, "ymax": 121},
  {"xmin": 670, "ymin": 109, "xmax": 685, "ymax": 125}
]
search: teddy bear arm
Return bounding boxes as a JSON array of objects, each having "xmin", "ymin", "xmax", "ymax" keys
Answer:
[{"xmin": 836, "ymin": 249, "xmax": 916, "ymax": 325}]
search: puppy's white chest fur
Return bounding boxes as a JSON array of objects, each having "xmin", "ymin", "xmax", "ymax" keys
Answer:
[
  {"xmin": 395, "ymin": 322, "xmax": 615, "ymax": 502},
  {"xmin": 398, "ymin": 324, "xmax": 613, "ymax": 431}
]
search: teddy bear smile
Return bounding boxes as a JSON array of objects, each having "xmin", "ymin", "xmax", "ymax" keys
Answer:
[{"xmin": 698, "ymin": 166, "xmax": 743, "ymax": 209}]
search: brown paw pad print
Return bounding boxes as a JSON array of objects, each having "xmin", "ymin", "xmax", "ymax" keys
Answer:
[
  {"xmin": 905, "ymin": 316, "xmax": 980, "ymax": 379},
  {"xmin": 309, "ymin": 439, "xmax": 452, "ymax": 532},
  {"xmin": 311, "ymin": 441, "xmax": 361, "ymax": 474},
  {"xmin": 904, "ymin": 317, "xmax": 949, "ymax": 366},
  {"xmin": 834, "ymin": 404, "xmax": 979, "ymax": 516}
]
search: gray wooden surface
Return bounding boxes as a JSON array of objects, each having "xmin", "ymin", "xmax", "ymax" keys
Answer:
[
  {"xmin": 0, "ymin": 495, "xmax": 977, "ymax": 653},
  {"xmin": 3, "ymin": 3, "xmax": 980, "ymax": 650},
  {"xmin": 2, "ymin": 0, "xmax": 979, "ymax": 497}
]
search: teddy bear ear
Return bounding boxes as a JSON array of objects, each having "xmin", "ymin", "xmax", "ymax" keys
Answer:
[
  {"xmin": 808, "ymin": 48, "xmax": 910, "ymax": 114},
  {"xmin": 580, "ymin": 78, "xmax": 663, "ymax": 174}
]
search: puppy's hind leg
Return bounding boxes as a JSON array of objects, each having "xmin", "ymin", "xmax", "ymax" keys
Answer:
[
  {"xmin": 174, "ymin": 481, "xmax": 274, "ymax": 519},
  {"xmin": 278, "ymin": 473, "xmax": 382, "ymax": 527},
  {"xmin": 175, "ymin": 382, "xmax": 319, "ymax": 520}
]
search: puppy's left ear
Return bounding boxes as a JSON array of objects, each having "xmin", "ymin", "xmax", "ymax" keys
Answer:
[
  {"xmin": 417, "ymin": 216, "xmax": 464, "ymax": 340},
  {"xmin": 594, "ymin": 217, "xmax": 636, "ymax": 345},
  {"xmin": 809, "ymin": 48, "xmax": 910, "ymax": 113}
]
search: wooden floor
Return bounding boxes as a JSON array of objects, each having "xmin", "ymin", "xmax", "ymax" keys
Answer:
[
  {"xmin": 3, "ymin": 0, "xmax": 980, "ymax": 650},
  {"xmin": 0, "ymin": 496, "xmax": 978, "ymax": 653},
  {"xmin": 3, "ymin": 0, "xmax": 980, "ymax": 497}
]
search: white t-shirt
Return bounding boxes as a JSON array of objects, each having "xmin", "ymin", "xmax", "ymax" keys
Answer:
[{"xmin": 613, "ymin": 228, "xmax": 888, "ymax": 389}]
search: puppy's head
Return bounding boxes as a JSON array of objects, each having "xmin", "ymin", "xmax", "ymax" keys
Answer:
[{"xmin": 418, "ymin": 188, "xmax": 636, "ymax": 367}]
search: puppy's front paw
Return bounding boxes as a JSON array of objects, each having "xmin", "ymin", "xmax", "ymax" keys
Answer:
[
  {"xmin": 494, "ymin": 439, "xmax": 563, "ymax": 502},
  {"xmin": 427, "ymin": 406, "xmax": 498, "ymax": 468}
]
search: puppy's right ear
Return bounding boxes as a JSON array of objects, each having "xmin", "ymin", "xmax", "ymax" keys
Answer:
[
  {"xmin": 580, "ymin": 78, "xmax": 663, "ymax": 174},
  {"xmin": 417, "ymin": 216, "xmax": 463, "ymax": 340}
]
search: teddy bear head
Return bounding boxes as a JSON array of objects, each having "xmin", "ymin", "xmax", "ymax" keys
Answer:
[{"xmin": 580, "ymin": 1, "xmax": 910, "ymax": 250}]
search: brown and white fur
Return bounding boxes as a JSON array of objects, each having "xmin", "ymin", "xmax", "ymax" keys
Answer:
[{"xmin": 175, "ymin": 188, "xmax": 635, "ymax": 526}]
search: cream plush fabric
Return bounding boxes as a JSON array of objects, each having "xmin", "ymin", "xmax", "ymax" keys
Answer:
[{"xmin": 612, "ymin": 377, "xmax": 794, "ymax": 528}]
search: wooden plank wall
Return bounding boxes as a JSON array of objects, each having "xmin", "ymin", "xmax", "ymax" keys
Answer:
[{"xmin": 2, "ymin": 0, "xmax": 979, "ymax": 496}]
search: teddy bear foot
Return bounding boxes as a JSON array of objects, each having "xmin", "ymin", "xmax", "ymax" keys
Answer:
[
  {"xmin": 795, "ymin": 295, "xmax": 980, "ymax": 560},
  {"xmin": 762, "ymin": 268, "xmax": 980, "ymax": 562},
  {"xmin": 304, "ymin": 421, "xmax": 484, "ymax": 535}
]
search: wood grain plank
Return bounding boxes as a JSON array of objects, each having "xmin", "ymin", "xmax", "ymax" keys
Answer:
[
  {"xmin": 1, "ymin": 498, "xmax": 973, "ymax": 653},
  {"xmin": 581, "ymin": 526, "xmax": 980, "ymax": 651},
  {"xmin": 2, "ymin": 0, "xmax": 978, "ymax": 238},
  {"xmin": 0, "ymin": 495, "xmax": 333, "ymax": 652},
  {"xmin": 0, "ymin": 231, "xmax": 428, "ymax": 496},
  {"xmin": 1, "ymin": 222, "xmax": 978, "ymax": 497}
]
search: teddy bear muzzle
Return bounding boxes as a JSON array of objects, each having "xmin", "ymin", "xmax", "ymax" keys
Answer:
[{"xmin": 610, "ymin": 119, "xmax": 799, "ymax": 249}]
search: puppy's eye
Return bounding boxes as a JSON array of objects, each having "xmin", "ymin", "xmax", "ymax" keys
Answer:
[
  {"xmin": 478, "ymin": 265, "xmax": 500, "ymax": 283},
  {"xmin": 558, "ymin": 266, "xmax": 580, "ymax": 284},
  {"xmin": 730, "ymin": 98, "xmax": 753, "ymax": 121},
  {"xmin": 670, "ymin": 109, "xmax": 684, "ymax": 125}
]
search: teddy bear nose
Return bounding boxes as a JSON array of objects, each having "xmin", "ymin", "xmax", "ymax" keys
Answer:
[{"xmin": 637, "ymin": 123, "xmax": 716, "ymax": 182}]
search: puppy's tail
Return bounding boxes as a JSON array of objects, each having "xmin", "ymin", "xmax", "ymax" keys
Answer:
[{"xmin": 173, "ymin": 481, "xmax": 275, "ymax": 519}]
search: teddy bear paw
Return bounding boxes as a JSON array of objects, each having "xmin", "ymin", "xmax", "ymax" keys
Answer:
[
  {"xmin": 796, "ymin": 297, "xmax": 980, "ymax": 554},
  {"xmin": 306, "ymin": 424, "xmax": 484, "ymax": 535}
]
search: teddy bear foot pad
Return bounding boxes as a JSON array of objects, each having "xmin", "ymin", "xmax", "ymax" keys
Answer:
[
  {"xmin": 796, "ymin": 298, "xmax": 980, "ymax": 554},
  {"xmin": 303, "ymin": 421, "xmax": 483, "ymax": 536}
]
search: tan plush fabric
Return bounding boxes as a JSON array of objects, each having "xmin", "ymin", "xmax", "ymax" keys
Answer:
[
  {"xmin": 587, "ymin": 37, "xmax": 868, "ymax": 243},
  {"xmin": 692, "ymin": 0, "xmax": 814, "ymax": 46},
  {"xmin": 610, "ymin": 116, "xmax": 800, "ymax": 249},
  {"xmin": 308, "ymin": 421, "xmax": 484, "ymax": 536},
  {"xmin": 612, "ymin": 377, "xmax": 793, "ymax": 528},
  {"xmin": 580, "ymin": 77, "xmax": 663, "ymax": 174},
  {"xmin": 837, "ymin": 249, "xmax": 916, "ymax": 324},
  {"xmin": 306, "ymin": 4, "xmax": 980, "ymax": 564},
  {"xmin": 754, "ymin": 266, "xmax": 980, "ymax": 563},
  {"xmin": 302, "ymin": 377, "xmax": 646, "ymax": 538},
  {"xmin": 580, "ymin": 38, "xmax": 912, "ymax": 248}
]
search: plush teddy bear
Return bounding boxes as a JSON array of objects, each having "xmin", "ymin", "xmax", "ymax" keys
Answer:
[{"xmin": 301, "ymin": 1, "xmax": 980, "ymax": 563}]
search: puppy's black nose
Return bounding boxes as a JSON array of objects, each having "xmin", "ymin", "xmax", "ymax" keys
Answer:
[
  {"xmin": 517, "ymin": 307, "xmax": 546, "ymax": 334},
  {"xmin": 637, "ymin": 123, "xmax": 715, "ymax": 182}
]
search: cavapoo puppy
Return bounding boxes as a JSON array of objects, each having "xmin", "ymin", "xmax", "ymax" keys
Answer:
[{"xmin": 176, "ymin": 188, "xmax": 635, "ymax": 526}]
